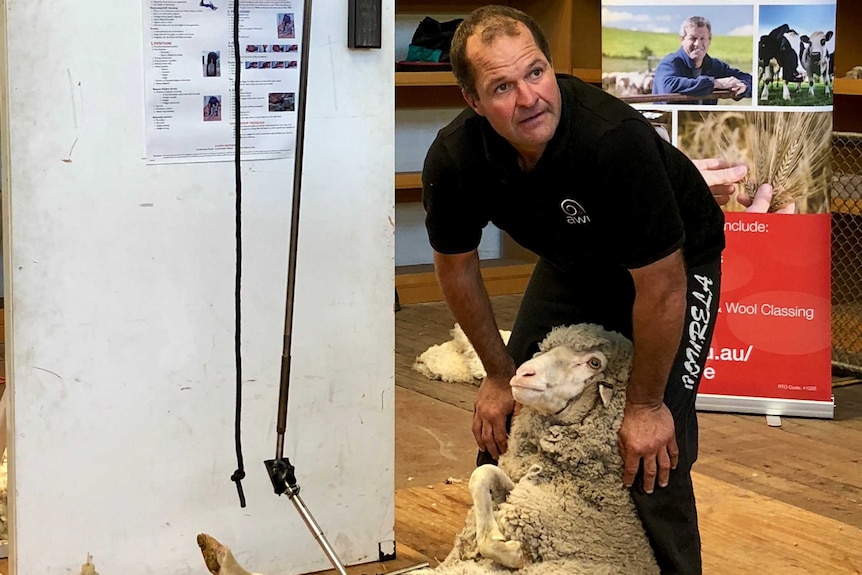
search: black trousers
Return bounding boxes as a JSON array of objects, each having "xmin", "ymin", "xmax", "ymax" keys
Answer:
[{"xmin": 478, "ymin": 256, "xmax": 721, "ymax": 575}]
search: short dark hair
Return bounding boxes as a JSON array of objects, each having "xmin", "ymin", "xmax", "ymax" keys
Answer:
[{"xmin": 450, "ymin": 5, "xmax": 553, "ymax": 98}]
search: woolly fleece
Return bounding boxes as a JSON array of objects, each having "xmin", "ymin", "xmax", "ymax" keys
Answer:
[{"xmin": 413, "ymin": 323, "xmax": 511, "ymax": 384}]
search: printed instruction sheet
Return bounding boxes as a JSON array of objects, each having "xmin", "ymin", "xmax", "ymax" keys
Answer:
[{"xmin": 144, "ymin": 0, "xmax": 302, "ymax": 164}]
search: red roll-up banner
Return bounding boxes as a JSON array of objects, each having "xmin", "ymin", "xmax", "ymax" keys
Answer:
[
  {"xmin": 698, "ymin": 213, "xmax": 832, "ymax": 415},
  {"xmin": 601, "ymin": 1, "xmax": 835, "ymax": 417}
]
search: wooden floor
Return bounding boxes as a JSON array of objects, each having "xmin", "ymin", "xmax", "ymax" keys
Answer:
[{"xmin": 3, "ymin": 297, "xmax": 862, "ymax": 574}]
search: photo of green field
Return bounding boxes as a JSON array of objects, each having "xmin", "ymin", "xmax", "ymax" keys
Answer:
[
  {"xmin": 758, "ymin": 82, "xmax": 832, "ymax": 106},
  {"xmin": 601, "ymin": 5, "xmax": 755, "ymax": 105},
  {"xmin": 603, "ymin": 27, "xmax": 750, "ymax": 73}
]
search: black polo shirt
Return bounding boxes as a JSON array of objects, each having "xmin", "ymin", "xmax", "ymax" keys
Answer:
[{"xmin": 422, "ymin": 74, "xmax": 725, "ymax": 272}]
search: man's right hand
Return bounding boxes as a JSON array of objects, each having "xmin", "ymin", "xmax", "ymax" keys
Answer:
[
  {"xmin": 739, "ymin": 182, "xmax": 796, "ymax": 214},
  {"xmin": 473, "ymin": 375, "xmax": 516, "ymax": 459},
  {"xmin": 714, "ymin": 77, "xmax": 747, "ymax": 96}
]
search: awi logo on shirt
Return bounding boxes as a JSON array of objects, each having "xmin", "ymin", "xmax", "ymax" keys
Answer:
[{"xmin": 561, "ymin": 199, "xmax": 591, "ymax": 224}]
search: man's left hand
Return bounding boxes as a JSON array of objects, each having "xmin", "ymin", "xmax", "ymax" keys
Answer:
[{"xmin": 617, "ymin": 401, "xmax": 679, "ymax": 493}]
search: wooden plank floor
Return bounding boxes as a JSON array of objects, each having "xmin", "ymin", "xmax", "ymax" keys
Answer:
[
  {"xmin": 381, "ymin": 471, "xmax": 862, "ymax": 575},
  {"xmin": 3, "ymin": 296, "xmax": 862, "ymax": 574},
  {"xmin": 375, "ymin": 294, "xmax": 862, "ymax": 575}
]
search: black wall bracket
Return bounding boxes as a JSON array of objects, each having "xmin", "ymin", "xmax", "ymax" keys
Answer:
[{"xmin": 348, "ymin": 0, "xmax": 382, "ymax": 49}]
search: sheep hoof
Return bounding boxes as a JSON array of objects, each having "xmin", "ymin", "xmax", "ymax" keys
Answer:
[
  {"xmin": 197, "ymin": 533, "xmax": 255, "ymax": 575},
  {"xmin": 197, "ymin": 533, "xmax": 224, "ymax": 574},
  {"xmin": 479, "ymin": 538, "xmax": 528, "ymax": 569}
]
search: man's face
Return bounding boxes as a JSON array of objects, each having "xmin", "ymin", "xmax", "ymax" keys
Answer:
[
  {"xmin": 681, "ymin": 25, "xmax": 711, "ymax": 67},
  {"xmin": 462, "ymin": 23, "xmax": 561, "ymax": 164}
]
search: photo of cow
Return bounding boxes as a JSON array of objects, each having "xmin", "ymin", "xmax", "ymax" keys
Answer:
[{"xmin": 758, "ymin": 4, "xmax": 836, "ymax": 105}]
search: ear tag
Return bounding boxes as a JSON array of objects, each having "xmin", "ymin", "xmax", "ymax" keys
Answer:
[{"xmin": 598, "ymin": 381, "xmax": 614, "ymax": 408}]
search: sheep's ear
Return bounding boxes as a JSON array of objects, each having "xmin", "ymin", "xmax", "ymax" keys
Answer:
[{"xmin": 599, "ymin": 382, "xmax": 614, "ymax": 408}]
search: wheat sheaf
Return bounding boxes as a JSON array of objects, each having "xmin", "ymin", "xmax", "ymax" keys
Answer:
[{"xmin": 678, "ymin": 111, "xmax": 831, "ymax": 213}]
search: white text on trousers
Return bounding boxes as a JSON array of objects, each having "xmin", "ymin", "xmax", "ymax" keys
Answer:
[{"xmin": 682, "ymin": 274, "xmax": 714, "ymax": 391}]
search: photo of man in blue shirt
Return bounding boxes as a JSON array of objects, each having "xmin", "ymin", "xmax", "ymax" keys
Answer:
[{"xmin": 653, "ymin": 16, "xmax": 752, "ymax": 104}]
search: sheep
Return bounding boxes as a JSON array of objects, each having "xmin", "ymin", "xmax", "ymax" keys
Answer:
[
  {"xmin": 413, "ymin": 323, "xmax": 511, "ymax": 384},
  {"xmin": 407, "ymin": 323, "xmax": 658, "ymax": 575},
  {"xmin": 197, "ymin": 324, "xmax": 658, "ymax": 575},
  {"xmin": 608, "ymin": 71, "xmax": 656, "ymax": 97}
]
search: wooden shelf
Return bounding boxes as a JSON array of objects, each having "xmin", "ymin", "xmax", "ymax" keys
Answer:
[
  {"xmin": 834, "ymin": 77, "xmax": 862, "ymax": 96},
  {"xmin": 395, "ymin": 172, "xmax": 422, "ymax": 203},
  {"xmin": 396, "ymin": 261, "xmax": 535, "ymax": 304},
  {"xmin": 396, "ymin": 85, "xmax": 465, "ymax": 108},
  {"xmin": 396, "ymin": 71, "xmax": 458, "ymax": 87},
  {"xmin": 395, "ymin": 171, "xmax": 422, "ymax": 189}
]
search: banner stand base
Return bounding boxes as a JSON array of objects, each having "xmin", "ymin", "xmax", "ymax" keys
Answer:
[{"xmin": 696, "ymin": 394, "xmax": 834, "ymax": 419}]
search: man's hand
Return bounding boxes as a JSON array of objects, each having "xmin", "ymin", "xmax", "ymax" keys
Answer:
[
  {"xmin": 738, "ymin": 182, "xmax": 796, "ymax": 214},
  {"xmin": 432, "ymin": 249, "xmax": 517, "ymax": 460},
  {"xmin": 690, "ymin": 161, "xmax": 796, "ymax": 214},
  {"xmin": 617, "ymin": 401, "xmax": 679, "ymax": 493},
  {"xmin": 473, "ymin": 375, "xmax": 516, "ymax": 459},
  {"xmin": 714, "ymin": 76, "xmax": 747, "ymax": 96},
  {"xmin": 690, "ymin": 158, "xmax": 748, "ymax": 205},
  {"xmin": 731, "ymin": 79, "xmax": 747, "ymax": 96}
]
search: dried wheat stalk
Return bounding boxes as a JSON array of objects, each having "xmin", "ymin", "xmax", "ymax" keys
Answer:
[{"xmin": 678, "ymin": 111, "xmax": 832, "ymax": 213}]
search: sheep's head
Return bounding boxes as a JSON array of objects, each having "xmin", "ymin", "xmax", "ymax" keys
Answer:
[{"xmin": 509, "ymin": 324, "xmax": 633, "ymax": 416}]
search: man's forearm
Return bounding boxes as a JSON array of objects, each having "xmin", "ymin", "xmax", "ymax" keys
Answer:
[
  {"xmin": 627, "ymin": 253, "xmax": 688, "ymax": 405},
  {"xmin": 659, "ymin": 73, "xmax": 714, "ymax": 97},
  {"xmin": 434, "ymin": 251, "xmax": 515, "ymax": 379}
]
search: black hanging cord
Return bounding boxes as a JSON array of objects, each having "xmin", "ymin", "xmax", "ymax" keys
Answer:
[{"xmin": 230, "ymin": 0, "xmax": 247, "ymax": 508}]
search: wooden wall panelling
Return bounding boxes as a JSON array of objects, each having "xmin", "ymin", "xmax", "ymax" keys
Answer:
[
  {"xmin": 510, "ymin": 0, "xmax": 573, "ymax": 71},
  {"xmin": 571, "ymin": 0, "xmax": 602, "ymax": 79},
  {"xmin": 834, "ymin": 0, "xmax": 862, "ymax": 78},
  {"xmin": 833, "ymin": 0, "xmax": 862, "ymax": 131}
]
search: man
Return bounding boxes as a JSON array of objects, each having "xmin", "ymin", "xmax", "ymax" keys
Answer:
[
  {"xmin": 422, "ymin": 6, "xmax": 725, "ymax": 574},
  {"xmin": 652, "ymin": 16, "xmax": 752, "ymax": 103}
]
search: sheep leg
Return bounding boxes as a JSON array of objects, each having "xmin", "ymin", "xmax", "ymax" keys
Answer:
[
  {"xmin": 468, "ymin": 465, "xmax": 527, "ymax": 569},
  {"xmin": 197, "ymin": 533, "xmax": 262, "ymax": 575}
]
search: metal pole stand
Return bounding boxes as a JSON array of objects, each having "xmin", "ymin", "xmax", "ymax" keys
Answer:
[
  {"xmin": 259, "ymin": 1, "xmax": 359, "ymax": 573},
  {"xmin": 264, "ymin": 458, "xmax": 349, "ymax": 575}
]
